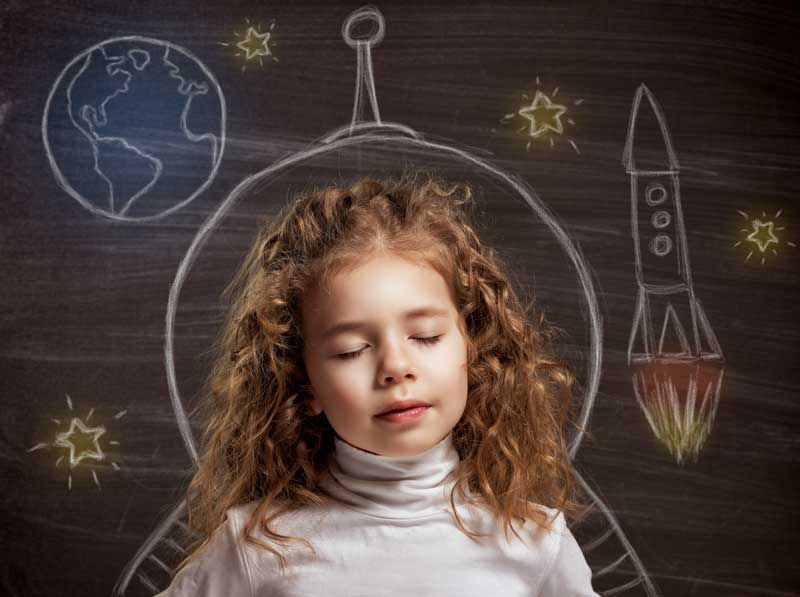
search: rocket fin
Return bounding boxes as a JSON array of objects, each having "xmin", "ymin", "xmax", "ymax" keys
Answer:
[
  {"xmin": 694, "ymin": 297, "xmax": 724, "ymax": 361},
  {"xmin": 658, "ymin": 302, "xmax": 691, "ymax": 357},
  {"xmin": 628, "ymin": 290, "xmax": 650, "ymax": 363}
]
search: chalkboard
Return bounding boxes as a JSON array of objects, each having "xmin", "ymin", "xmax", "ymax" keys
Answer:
[{"xmin": 2, "ymin": 2, "xmax": 798, "ymax": 596}]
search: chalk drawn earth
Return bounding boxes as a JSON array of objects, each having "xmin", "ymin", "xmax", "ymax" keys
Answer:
[{"xmin": 42, "ymin": 37, "xmax": 226, "ymax": 221}]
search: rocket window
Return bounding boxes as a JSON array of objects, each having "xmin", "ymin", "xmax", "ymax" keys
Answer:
[
  {"xmin": 649, "ymin": 234, "xmax": 673, "ymax": 257},
  {"xmin": 652, "ymin": 211, "xmax": 672, "ymax": 229},
  {"xmin": 645, "ymin": 182, "xmax": 668, "ymax": 206}
]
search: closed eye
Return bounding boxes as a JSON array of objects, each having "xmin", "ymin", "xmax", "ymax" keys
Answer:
[{"xmin": 336, "ymin": 335, "xmax": 443, "ymax": 361}]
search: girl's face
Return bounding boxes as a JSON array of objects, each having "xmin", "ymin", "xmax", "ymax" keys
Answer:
[{"xmin": 301, "ymin": 253, "xmax": 469, "ymax": 457}]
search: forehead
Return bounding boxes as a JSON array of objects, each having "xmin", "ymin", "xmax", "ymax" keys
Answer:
[{"xmin": 302, "ymin": 255, "xmax": 455, "ymax": 328}]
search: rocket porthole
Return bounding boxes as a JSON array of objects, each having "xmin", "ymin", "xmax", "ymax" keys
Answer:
[
  {"xmin": 645, "ymin": 183, "xmax": 668, "ymax": 206},
  {"xmin": 649, "ymin": 234, "xmax": 673, "ymax": 256},
  {"xmin": 651, "ymin": 210, "xmax": 671, "ymax": 229}
]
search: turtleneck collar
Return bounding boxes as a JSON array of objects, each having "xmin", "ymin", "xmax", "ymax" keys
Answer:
[{"xmin": 319, "ymin": 432, "xmax": 464, "ymax": 519}]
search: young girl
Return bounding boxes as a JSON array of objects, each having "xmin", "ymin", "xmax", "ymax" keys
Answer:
[{"xmin": 156, "ymin": 171, "xmax": 599, "ymax": 596}]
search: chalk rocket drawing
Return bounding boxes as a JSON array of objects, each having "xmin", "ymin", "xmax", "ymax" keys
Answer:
[
  {"xmin": 624, "ymin": 83, "xmax": 725, "ymax": 465},
  {"xmin": 115, "ymin": 7, "xmax": 657, "ymax": 596},
  {"xmin": 42, "ymin": 37, "xmax": 226, "ymax": 222}
]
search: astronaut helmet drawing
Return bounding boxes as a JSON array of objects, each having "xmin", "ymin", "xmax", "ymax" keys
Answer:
[{"xmin": 114, "ymin": 6, "xmax": 614, "ymax": 595}]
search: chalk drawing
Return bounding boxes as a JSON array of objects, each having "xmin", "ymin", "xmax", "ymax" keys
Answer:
[
  {"xmin": 114, "ymin": 500, "xmax": 198, "ymax": 595},
  {"xmin": 218, "ymin": 18, "xmax": 279, "ymax": 73},
  {"xmin": 116, "ymin": 7, "xmax": 661, "ymax": 596},
  {"xmin": 624, "ymin": 83, "xmax": 725, "ymax": 465},
  {"xmin": 42, "ymin": 37, "xmax": 226, "ymax": 221},
  {"xmin": 28, "ymin": 393, "xmax": 125, "ymax": 490},
  {"xmin": 734, "ymin": 208, "xmax": 796, "ymax": 266},
  {"xmin": 500, "ymin": 76, "xmax": 583, "ymax": 154},
  {"xmin": 574, "ymin": 469, "xmax": 662, "ymax": 596}
]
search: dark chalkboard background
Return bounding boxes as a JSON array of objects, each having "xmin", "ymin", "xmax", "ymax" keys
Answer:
[{"xmin": 1, "ymin": 1, "xmax": 798, "ymax": 596}]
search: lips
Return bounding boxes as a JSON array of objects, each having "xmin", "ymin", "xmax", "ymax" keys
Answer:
[{"xmin": 375, "ymin": 400, "xmax": 431, "ymax": 416}]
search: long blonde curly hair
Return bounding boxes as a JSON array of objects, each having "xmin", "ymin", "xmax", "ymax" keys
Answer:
[{"xmin": 178, "ymin": 170, "xmax": 591, "ymax": 574}]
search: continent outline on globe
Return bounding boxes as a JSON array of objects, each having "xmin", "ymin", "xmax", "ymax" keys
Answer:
[{"xmin": 42, "ymin": 35, "xmax": 227, "ymax": 222}]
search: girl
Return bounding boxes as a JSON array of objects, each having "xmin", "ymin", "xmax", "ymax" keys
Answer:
[{"xmin": 156, "ymin": 171, "xmax": 599, "ymax": 596}]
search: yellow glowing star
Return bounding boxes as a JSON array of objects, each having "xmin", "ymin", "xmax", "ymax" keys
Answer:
[
  {"xmin": 519, "ymin": 90, "xmax": 566, "ymax": 137},
  {"xmin": 734, "ymin": 209, "xmax": 796, "ymax": 265},
  {"xmin": 745, "ymin": 220, "xmax": 779, "ymax": 252},
  {"xmin": 238, "ymin": 27, "xmax": 271, "ymax": 60},
  {"xmin": 498, "ymin": 76, "xmax": 583, "ymax": 154},
  {"xmin": 54, "ymin": 418, "xmax": 106, "ymax": 468},
  {"xmin": 28, "ymin": 393, "xmax": 125, "ymax": 490},
  {"xmin": 219, "ymin": 18, "xmax": 279, "ymax": 73}
]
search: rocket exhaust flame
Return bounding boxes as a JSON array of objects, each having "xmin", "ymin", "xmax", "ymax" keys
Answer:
[{"xmin": 632, "ymin": 362, "xmax": 725, "ymax": 464}]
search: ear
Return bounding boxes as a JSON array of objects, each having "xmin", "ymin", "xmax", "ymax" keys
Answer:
[{"xmin": 305, "ymin": 391, "xmax": 324, "ymax": 416}]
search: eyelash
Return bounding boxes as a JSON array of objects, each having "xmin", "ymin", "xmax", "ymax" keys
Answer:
[{"xmin": 336, "ymin": 335, "xmax": 443, "ymax": 360}]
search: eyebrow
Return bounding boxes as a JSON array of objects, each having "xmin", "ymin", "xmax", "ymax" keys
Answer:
[{"xmin": 320, "ymin": 306, "xmax": 451, "ymax": 340}]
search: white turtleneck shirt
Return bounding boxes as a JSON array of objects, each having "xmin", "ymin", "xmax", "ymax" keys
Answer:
[{"xmin": 156, "ymin": 432, "xmax": 598, "ymax": 596}]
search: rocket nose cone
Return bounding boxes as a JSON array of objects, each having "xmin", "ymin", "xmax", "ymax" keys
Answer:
[{"xmin": 623, "ymin": 84, "xmax": 680, "ymax": 173}]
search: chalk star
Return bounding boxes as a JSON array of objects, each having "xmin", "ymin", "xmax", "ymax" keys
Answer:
[
  {"xmin": 518, "ymin": 90, "xmax": 567, "ymax": 138},
  {"xmin": 54, "ymin": 418, "xmax": 106, "ymax": 469},
  {"xmin": 746, "ymin": 219, "xmax": 780, "ymax": 253},
  {"xmin": 236, "ymin": 27, "xmax": 272, "ymax": 61}
]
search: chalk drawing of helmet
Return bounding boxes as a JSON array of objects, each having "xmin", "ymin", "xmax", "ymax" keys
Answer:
[{"xmin": 114, "ymin": 6, "xmax": 659, "ymax": 596}]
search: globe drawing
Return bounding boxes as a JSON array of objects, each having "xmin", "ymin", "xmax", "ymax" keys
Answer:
[{"xmin": 42, "ymin": 36, "xmax": 226, "ymax": 221}]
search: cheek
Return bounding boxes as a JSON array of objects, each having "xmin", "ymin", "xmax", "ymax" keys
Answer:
[
  {"xmin": 447, "ymin": 334, "xmax": 466, "ymax": 366},
  {"xmin": 321, "ymin": 369, "xmax": 369, "ymax": 406},
  {"xmin": 434, "ymin": 340, "xmax": 469, "ymax": 385}
]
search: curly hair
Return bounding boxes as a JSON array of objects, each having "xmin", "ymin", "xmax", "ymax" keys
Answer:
[{"xmin": 177, "ymin": 170, "xmax": 591, "ymax": 575}]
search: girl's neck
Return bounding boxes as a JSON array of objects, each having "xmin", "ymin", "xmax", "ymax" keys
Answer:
[{"xmin": 319, "ymin": 431, "xmax": 467, "ymax": 519}]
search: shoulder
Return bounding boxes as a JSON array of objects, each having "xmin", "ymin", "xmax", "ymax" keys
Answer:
[
  {"xmin": 227, "ymin": 496, "xmax": 334, "ymax": 537},
  {"xmin": 155, "ymin": 506, "xmax": 255, "ymax": 597},
  {"xmin": 528, "ymin": 506, "xmax": 598, "ymax": 597},
  {"xmin": 523, "ymin": 503, "xmax": 568, "ymax": 544},
  {"xmin": 225, "ymin": 500, "xmax": 262, "ymax": 528}
]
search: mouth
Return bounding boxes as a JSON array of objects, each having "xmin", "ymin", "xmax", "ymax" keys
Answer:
[
  {"xmin": 375, "ymin": 400, "xmax": 431, "ymax": 417},
  {"xmin": 375, "ymin": 404, "xmax": 431, "ymax": 422}
]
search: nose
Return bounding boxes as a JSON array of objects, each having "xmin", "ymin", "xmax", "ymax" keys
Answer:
[{"xmin": 377, "ymin": 337, "xmax": 415, "ymax": 385}]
